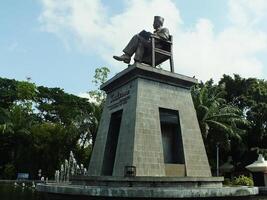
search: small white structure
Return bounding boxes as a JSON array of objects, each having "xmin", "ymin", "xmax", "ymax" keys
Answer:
[
  {"xmin": 246, "ymin": 154, "xmax": 267, "ymax": 186},
  {"xmin": 246, "ymin": 154, "xmax": 267, "ymax": 172}
]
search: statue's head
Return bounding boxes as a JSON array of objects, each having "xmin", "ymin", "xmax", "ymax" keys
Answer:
[{"xmin": 153, "ymin": 16, "xmax": 164, "ymax": 30}]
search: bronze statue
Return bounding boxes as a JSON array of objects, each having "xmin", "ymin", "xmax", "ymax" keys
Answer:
[{"xmin": 113, "ymin": 16, "xmax": 170, "ymax": 65}]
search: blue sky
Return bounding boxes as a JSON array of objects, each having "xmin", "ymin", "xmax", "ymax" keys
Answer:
[{"xmin": 1, "ymin": 0, "xmax": 267, "ymax": 97}]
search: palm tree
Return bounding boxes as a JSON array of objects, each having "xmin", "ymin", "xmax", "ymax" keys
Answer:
[{"xmin": 191, "ymin": 81, "xmax": 249, "ymax": 158}]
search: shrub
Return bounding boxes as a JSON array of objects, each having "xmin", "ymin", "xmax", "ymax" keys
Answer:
[{"xmin": 232, "ymin": 175, "xmax": 254, "ymax": 186}]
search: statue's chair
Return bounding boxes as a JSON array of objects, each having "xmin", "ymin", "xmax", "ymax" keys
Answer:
[{"xmin": 142, "ymin": 35, "xmax": 174, "ymax": 72}]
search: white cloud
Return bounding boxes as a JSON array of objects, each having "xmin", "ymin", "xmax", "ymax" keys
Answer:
[
  {"xmin": 228, "ymin": 0, "xmax": 267, "ymax": 27},
  {"xmin": 39, "ymin": 0, "xmax": 267, "ymax": 81},
  {"xmin": 175, "ymin": 19, "xmax": 267, "ymax": 80}
]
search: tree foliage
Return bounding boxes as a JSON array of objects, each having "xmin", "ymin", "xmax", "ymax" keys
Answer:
[
  {"xmin": 192, "ymin": 75, "xmax": 267, "ymax": 173},
  {"xmin": 88, "ymin": 67, "xmax": 110, "ymax": 146},
  {"xmin": 219, "ymin": 75, "xmax": 267, "ymax": 164},
  {"xmin": 191, "ymin": 80, "xmax": 249, "ymax": 171},
  {"xmin": 0, "ymin": 67, "xmax": 109, "ymax": 179},
  {"xmin": 0, "ymin": 77, "xmax": 94, "ymax": 179},
  {"xmin": 88, "ymin": 67, "xmax": 110, "ymax": 104}
]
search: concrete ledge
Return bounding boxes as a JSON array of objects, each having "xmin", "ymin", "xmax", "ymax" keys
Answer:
[
  {"xmin": 37, "ymin": 183, "xmax": 258, "ymax": 198},
  {"xmin": 100, "ymin": 63, "xmax": 197, "ymax": 93},
  {"xmin": 70, "ymin": 176, "xmax": 223, "ymax": 188},
  {"xmin": 71, "ymin": 175, "xmax": 223, "ymax": 182}
]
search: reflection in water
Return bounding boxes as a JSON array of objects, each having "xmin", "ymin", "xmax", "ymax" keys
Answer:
[{"xmin": 0, "ymin": 183, "xmax": 46, "ymax": 200}]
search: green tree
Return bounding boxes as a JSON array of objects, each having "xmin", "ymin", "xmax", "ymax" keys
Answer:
[
  {"xmin": 191, "ymin": 80, "xmax": 249, "ymax": 169},
  {"xmin": 0, "ymin": 76, "xmax": 95, "ymax": 178},
  {"xmin": 0, "ymin": 78, "xmax": 17, "ymax": 109},
  {"xmin": 30, "ymin": 122, "xmax": 79, "ymax": 177},
  {"xmin": 219, "ymin": 75, "xmax": 267, "ymax": 164},
  {"xmin": 88, "ymin": 67, "xmax": 110, "ymax": 105},
  {"xmin": 36, "ymin": 86, "xmax": 92, "ymax": 125},
  {"xmin": 88, "ymin": 67, "xmax": 110, "ymax": 146}
]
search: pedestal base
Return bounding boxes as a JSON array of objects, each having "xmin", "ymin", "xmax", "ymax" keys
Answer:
[{"xmin": 37, "ymin": 176, "xmax": 258, "ymax": 199}]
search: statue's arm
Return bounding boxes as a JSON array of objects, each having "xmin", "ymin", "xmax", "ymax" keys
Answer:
[{"xmin": 155, "ymin": 28, "xmax": 170, "ymax": 40}]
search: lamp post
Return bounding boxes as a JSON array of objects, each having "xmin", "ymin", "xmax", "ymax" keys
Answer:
[{"xmin": 216, "ymin": 143, "xmax": 220, "ymax": 176}]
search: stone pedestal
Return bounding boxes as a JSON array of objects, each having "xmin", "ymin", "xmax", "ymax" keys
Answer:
[{"xmin": 88, "ymin": 63, "xmax": 211, "ymax": 177}]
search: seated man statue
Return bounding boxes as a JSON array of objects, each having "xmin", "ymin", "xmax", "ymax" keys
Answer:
[{"xmin": 113, "ymin": 16, "xmax": 170, "ymax": 65}]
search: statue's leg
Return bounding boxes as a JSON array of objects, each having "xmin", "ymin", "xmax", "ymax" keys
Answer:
[
  {"xmin": 134, "ymin": 42, "xmax": 145, "ymax": 62},
  {"xmin": 123, "ymin": 34, "xmax": 140, "ymax": 56},
  {"xmin": 134, "ymin": 38, "xmax": 151, "ymax": 62},
  {"xmin": 141, "ymin": 47, "xmax": 152, "ymax": 64}
]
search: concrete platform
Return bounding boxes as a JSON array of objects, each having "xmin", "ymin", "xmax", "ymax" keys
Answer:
[
  {"xmin": 37, "ymin": 176, "xmax": 258, "ymax": 199},
  {"xmin": 71, "ymin": 175, "xmax": 224, "ymax": 188},
  {"xmin": 37, "ymin": 183, "xmax": 258, "ymax": 199}
]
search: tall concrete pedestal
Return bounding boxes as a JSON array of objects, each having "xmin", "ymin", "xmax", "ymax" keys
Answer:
[{"xmin": 88, "ymin": 63, "xmax": 211, "ymax": 177}]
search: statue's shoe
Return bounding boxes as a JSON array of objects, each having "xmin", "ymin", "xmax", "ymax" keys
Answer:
[{"xmin": 113, "ymin": 54, "xmax": 131, "ymax": 64}]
